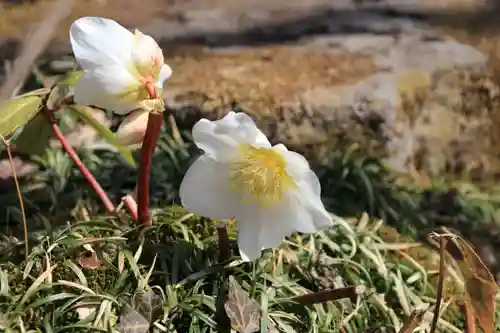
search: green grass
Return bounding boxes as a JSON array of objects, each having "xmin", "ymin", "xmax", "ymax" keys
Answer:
[{"xmin": 0, "ymin": 114, "xmax": 499, "ymax": 332}]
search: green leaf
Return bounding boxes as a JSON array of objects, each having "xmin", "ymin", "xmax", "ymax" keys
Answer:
[
  {"xmin": 46, "ymin": 71, "xmax": 83, "ymax": 110},
  {"xmin": 15, "ymin": 113, "xmax": 52, "ymax": 155},
  {"xmin": 67, "ymin": 105, "xmax": 136, "ymax": 168},
  {"xmin": 0, "ymin": 94, "xmax": 45, "ymax": 139},
  {"xmin": 59, "ymin": 71, "xmax": 83, "ymax": 86},
  {"xmin": 20, "ymin": 88, "xmax": 51, "ymax": 97}
]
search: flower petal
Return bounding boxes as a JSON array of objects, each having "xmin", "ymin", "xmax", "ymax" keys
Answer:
[
  {"xmin": 116, "ymin": 109, "xmax": 149, "ymax": 147},
  {"xmin": 192, "ymin": 111, "xmax": 270, "ymax": 161},
  {"xmin": 236, "ymin": 213, "xmax": 265, "ymax": 261},
  {"xmin": 132, "ymin": 30, "xmax": 164, "ymax": 65},
  {"xmin": 179, "ymin": 155, "xmax": 239, "ymax": 219},
  {"xmin": 156, "ymin": 64, "xmax": 173, "ymax": 88},
  {"xmin": 235, "ymin": 170, "xmax": 331, "ymax": 261},
  {"xmin": 295, "ymin": 170, "xmax": 332, "ymax": 230},
  {"xmin": 235, "ymin": 201, "xmax": 297, "ymax": 261},
  {"xmin": 74, "ymin": 65, "xmax": 142, "ymax": 114},
  {"xmin": 273, "ymin": 143, "xmax": 310, "ymax": 179},
  {"xmin": 70, "ymin": 17, "xmax": 134, "ymax": 70}
]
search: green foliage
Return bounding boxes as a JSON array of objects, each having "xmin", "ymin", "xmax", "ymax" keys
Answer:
[
  {"xmin": 15, "ymin": 113, "xmax": 53, "ymax": 154},
  {"xmin": 1, "ymin": 77, "xmax": 500, "ymax": 332},
  {"xmin": 0, "ymin": 88, "xmax": 48, "ymax": 139},
  {"xmin": 67, "ymin": 104, "xmax": 137, "ymax": 168}
]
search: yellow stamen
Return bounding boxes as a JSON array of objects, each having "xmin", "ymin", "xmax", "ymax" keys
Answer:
[{"xmin": 228, "ymin": 144, "xmax": 296, "ymax": 206}]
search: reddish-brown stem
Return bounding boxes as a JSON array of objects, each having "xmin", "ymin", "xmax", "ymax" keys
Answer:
[
  {"xmin": 122, "ymin": 194, "xmax": 138, "ymax": 221},
  {"xmin": 136, "ymin": 83, "xmax": 161, "ymax": 227},
  {"xmin": 43, "ymin": 109, "xmax": 115, "ymax": 214}
]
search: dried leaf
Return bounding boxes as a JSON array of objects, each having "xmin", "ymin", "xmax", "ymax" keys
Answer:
[
  {"xmin": 15, "ymin": 113, "xmax": 52, "ymax": 154},
  {"xmin": 0, "ymin": 93, "xmax": 45, "ymax": 139},
  {"xmin": 76, "ymin": 250, "xmax": 101, "ymax": 269},
  {"xmin": 116, "ymin": 304, "xmax": 149, "ymax": 333},
  {"xmin": 67, "ymin": 105, "xmax": 136, "ymax": 168},
  {"xmin": 441, "ymin": 233, "xmax": 498, "ymax": 333},
  {"xmin": 132, "ymin": 291, "xmax": 163, "ymax": 323},
  {"xmin": 225, "ymin": 276, "xmax": 260, "ymax": 333},
  {"xmin": 116, "ymin": 291, "xmax": 163, "ymax": 333},
  {"xmin": 75, "ymin": 305, "xmax": 97, "ymax": 320}
]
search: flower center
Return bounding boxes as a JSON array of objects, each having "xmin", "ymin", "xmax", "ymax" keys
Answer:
[{"xmin": 228, "ymin": 144, "xmax": 296, "ymax": 206}]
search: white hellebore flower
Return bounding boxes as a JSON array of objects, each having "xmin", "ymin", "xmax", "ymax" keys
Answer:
[
  {"xmin": 70, "ymin": 17, "xmax": 172, "ymax": 146},
  {"xmin": 179, "ymin": 111, "xmax": 333, "ymax": 261}
]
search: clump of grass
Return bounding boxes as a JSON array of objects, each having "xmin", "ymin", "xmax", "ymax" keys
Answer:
[
  {"xmin": 0, "ymin": 109, "xmax": 499, "ymax": 331},
  {"xmin": 2, "ymin": 204, "xmax": 497, "ymax": 332}
]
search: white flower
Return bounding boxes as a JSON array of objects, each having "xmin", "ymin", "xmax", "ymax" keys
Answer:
[
  {"xmin": 69, "ymin": 16, "xmax": 172, "ymax": 115},
  {"xmin": 179, "ymin": 111, "xmax": 333, "ymax": 261}
]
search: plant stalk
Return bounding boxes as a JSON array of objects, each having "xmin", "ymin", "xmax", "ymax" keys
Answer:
[
  {"xmin": 43, "ymin": 108, "xmax": 115, "ymax": 214},
  {"xmin": 136, "ymin": 83, "xmax": 162, "ymax": 227}
]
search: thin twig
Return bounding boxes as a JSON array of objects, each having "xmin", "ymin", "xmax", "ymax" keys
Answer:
[
  {"xmin": 291, "ymin": 285, "xmax": 365, "ymax": 306},
  {"xmin": 1, "ymin": 138, "xmax": 29, "ymax": 261},
  {"xmin": 0, "ymin": 0, "xmax": 75, "ymax": 100},
  {"xmin": 43, "ymin": 108, "xmax": 115, "ymax": 214},
  {"xmin": 429, "ymin": 236, "xmax": 447, "ymax": 333}
]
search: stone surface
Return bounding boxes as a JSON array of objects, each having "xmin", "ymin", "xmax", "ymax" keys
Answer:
[{"xmin": 162, "ymin": 33, "xmax": 492, "ymax": 178}]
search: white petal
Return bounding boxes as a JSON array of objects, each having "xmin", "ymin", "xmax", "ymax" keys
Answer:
[
  {"xmin": 273, "ymin": 143, "xmax": 310, "ymax": 179},
  {"xmin": 192, "ymin": 111, "xmax": 270, "ymax": 161},
  {"xmin": 274, "ymin": 143, "xmax": 330, "ymax": 229},
  {"xmin": 156, "ymin": 64, "xmax": 173, "ymax": 88},
  {"xmin": 74, "ymin": 65, "xmax": 141, "ymax": 114},
  {"xmin": 70, "ymin": 17, "xmax": 134, "ymax": 70},
  {"xmin": 236, "ymin": 171, "xmax": 331, "ymax": 261},
  {"xmin": 236, "ymin": 200, "xmax": 302, "ymax": 261},
  {"xmin": 179, "ymin": 155, "xmax": 239, "ymax": 219},
  {"xmin": 236, "ymin": 213, "xmax": 264, "ymax": 261},
  {"xmin": 295, "ymin": 171, "xmax": 332, "ymax": 230},
  {"xmin": 132, "ymin": 30, "xmax": 163, "ymax": 64},
  {"xmin": 116, "ymin": 110, "xmax": 149, "ymax": 147}
]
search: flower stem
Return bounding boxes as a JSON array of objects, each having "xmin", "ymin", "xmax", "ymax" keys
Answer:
[
  {"xmin": 43, "ymin": 108, "xmax": 115, "ymax": 214},
  {"xmin": 136, "ymin": 84, "xmax": 161, "ymax": 227},
  {"xmin": 216, "ymin": 222, "xmax": 231, "ymax": 262}
]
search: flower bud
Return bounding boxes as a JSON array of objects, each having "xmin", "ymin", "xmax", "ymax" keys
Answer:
[{"xmin": 116, "ymin": 110, "xmax": 150, "ymax": 149}]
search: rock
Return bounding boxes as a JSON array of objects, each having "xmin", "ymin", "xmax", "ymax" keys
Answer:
[{"xmin": 163, "ymin": 32, "xmax": 493, "ymax": 178}]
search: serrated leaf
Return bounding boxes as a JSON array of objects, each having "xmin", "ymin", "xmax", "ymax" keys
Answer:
[
  {"xmin": 46, "ymin": 83, "xmax": 70, "ymax": 111},
  {"xmin": 225, "ymin": 276, "xmax": 260, "ymax": 333},
  {"xmin": 0, "ymin": 94, "xmax": 44, "ymax": 139},
  {"xmin": 46, "ymin": 72, "xmax": 83, "ymax": 110},
  {"xmin": 15, "ymin": 113, "xmax": 52, "ymax": 154},
  {"xmin": 443, "ymin": 233, "xmax": 498, "ymax": 333},
  {"xmin": 116, "ymin": 304, "xmax": 149, "ymax": 333},
  {"xmin": 67, "ymin": 105, "xmax": 136, "ymax": 168}
]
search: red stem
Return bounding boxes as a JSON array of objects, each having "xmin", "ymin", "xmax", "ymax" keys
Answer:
[
  {"xmin": 136, "ymin": 83, "xmax": 161, "ymax": 227},
  {"xmin": 43, "ymin": 109, "xmax": 115, "ymax": 214},
  {"xmin": 122, "ymin": 194, "xmax": 138, "ymax": 221}
]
